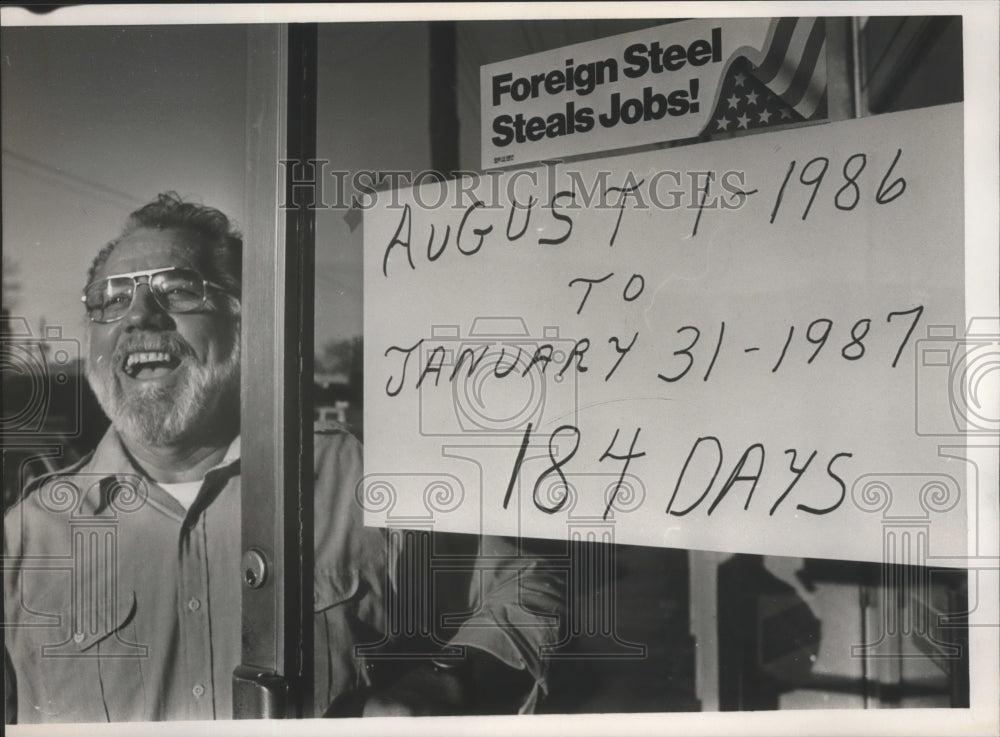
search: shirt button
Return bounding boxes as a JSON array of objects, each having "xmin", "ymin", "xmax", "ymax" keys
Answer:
[
  {"xmin": 73, "ymin": 632, "xmax": 85, "ymax": 643},
  {"xmin": 187, "ymin": 598, "xmax": 201, "ymax": 611},
  {"xmin": 192, "ymin": 683, "xmax": 205, "ymax": 698}
]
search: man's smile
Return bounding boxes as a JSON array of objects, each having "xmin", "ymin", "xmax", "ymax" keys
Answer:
[{"xmin": 122, "ymin": 349, "xmax": 183, "ymax": 380}]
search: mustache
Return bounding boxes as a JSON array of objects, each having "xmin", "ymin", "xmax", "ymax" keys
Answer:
[{"xmin": 112, "ymin": 332, "xmax": 197, "ymax": 366}]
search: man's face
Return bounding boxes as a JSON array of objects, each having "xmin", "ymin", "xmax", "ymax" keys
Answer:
[{"xmin": 85, "ymin": 227, "xmax": 240, "ymax": 448}]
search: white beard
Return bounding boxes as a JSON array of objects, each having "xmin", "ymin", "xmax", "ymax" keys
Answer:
[{"xmin": 87, "ymin": 327, "xmax": 240, "ymax": 448}]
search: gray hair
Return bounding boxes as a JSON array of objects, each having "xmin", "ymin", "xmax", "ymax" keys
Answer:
[{"xmin": 88, "ymin": 191, "xmax": 242, "ymax": 310}]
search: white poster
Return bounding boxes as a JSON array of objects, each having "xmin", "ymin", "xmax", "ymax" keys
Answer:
[{"xmin": 368, "ymin": 103, "xmax": 967, "ymax": 564}]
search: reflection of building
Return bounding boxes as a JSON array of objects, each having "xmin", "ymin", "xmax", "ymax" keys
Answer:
[
  {"xmin": 314, "ymin": 371, "xmax": 348, "ymax": 390},
  {"xmin": 716, "ymin": 556, "xmax": 968, "ymax": 710},
  {"xmin": 313, "ymin": 371, "xmax": 363, "ymax": 439}
]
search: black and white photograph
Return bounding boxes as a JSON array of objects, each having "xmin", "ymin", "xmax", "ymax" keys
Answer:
[{"xmin": 1, "ymin": 3, "xmax": 997, "ymax": 736}]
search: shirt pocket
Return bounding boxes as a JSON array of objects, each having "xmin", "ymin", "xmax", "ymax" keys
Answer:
[
  {"xmin": 314, "ymin": 568, "xmax": 361, "ymax": 613},
  {"xmin": 16, "ymin": 588, "xmax": 146, "ymax": 723}
]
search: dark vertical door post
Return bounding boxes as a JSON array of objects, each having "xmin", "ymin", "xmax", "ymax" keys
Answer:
[
  {"xmin": 234, "ymin": 23, "xmax": 317, "ymax": 719},
  {"xmin": 429, "ymin": 21, "xmax": 459, "ymax": 174}
]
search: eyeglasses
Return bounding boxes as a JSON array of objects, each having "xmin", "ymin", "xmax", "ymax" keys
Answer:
[{"xmin": 82, "ymin": 266, "xmax": 234, "ymax": 324}]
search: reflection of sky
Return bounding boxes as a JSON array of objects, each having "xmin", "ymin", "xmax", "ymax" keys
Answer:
[
  {"xmin": 1, "ymin": 23, "xmax": 417, "ymax": 352},
  {"xmin": 315, "ymin": 23, "xmax": 431, "ymax": 353},
  {"xmin": 2, "ymin": 25, "xmax": 248, "ymax": 346}
]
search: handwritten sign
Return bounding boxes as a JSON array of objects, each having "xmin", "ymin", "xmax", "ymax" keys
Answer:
[
  {"xmin": 481, "ymin": 17, "xmax": 828, "ymax": 169},
  {"xmin": 364, "ymin": 103, "xmax": 967, "ymax": 564}
]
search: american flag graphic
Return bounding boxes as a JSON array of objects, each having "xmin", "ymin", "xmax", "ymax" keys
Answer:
[{"xmin": 707, "ymin": 17, "xmax": 828, "ymax": 135}]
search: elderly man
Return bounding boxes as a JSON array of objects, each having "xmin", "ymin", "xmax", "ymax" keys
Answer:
[{"xmin": 3, "ymin": 193, "xmax": 563, "ymax": 722}]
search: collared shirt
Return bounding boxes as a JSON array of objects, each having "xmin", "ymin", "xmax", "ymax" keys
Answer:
[
  {"xmin": 157, "ymin": 437, "xmax": 241, "ymax": 509},
  {"xmin": 4, "ymin": 425, "xmax": 563, "ymax": 722}
]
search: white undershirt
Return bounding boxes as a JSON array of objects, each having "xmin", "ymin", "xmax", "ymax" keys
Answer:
[
  {"xmin": 157, "ymin": 480, "xmax": 202, "ymax": 510},
  {"xmin": 157, "ymin": 436, "xmax": 241, "ymax": 510}
]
